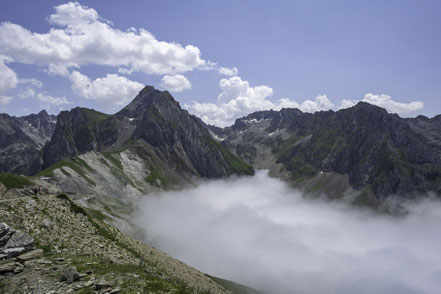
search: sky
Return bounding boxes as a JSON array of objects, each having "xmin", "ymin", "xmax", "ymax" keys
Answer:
[
  {"xmin": 0, "ymin": 0, "xmax": 440, "ymax": 126},
  {"xmin": 134, "ymin": 170, "xmax": 441, "ymax": 294}
]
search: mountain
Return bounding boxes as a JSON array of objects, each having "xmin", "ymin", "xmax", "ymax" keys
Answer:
[
  {"xmin": 36, "ymin": 86, "xmax": 253, "ymax": 182},
  {"xmin": 210, "ymin": 102, "xmax": 441, "ymax": 202},
  {"xmin": 0, "ymin": 110, "xmax": 56, "ymax": 175}
]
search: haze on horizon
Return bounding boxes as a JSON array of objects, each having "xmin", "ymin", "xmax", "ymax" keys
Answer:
[
  {"xmin": 0, "ymin": 1, "xmax": 440, "ymax": 126},
  {"xmin": 134, "ymin": 170, "xmax": 441, "ymax": 294}
]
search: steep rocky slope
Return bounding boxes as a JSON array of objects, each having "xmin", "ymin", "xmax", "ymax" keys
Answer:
[
  {"xmin": 36, "ymin": 86, "xmax": 253, "ymax": 181},
  {"xmin": 0, "ymin": 183, "xmax": 230, "ymax": 293},
  {"xmin": 210, "ymin": 102, "xmax": 441, "ymax": 201},
  {"xmin": 0, "ymin": 111, "xmax": 56, "ymax": 175}
]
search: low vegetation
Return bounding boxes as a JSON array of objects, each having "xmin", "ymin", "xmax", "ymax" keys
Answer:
[
  {"xmin": 0, "ymin": 173, "xmax": 33, "ymax": 189},
  {"xmin": 36, "ymin": 157, "xmax": 96, "ymax": 186}
]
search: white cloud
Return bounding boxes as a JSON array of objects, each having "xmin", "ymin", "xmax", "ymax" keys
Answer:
[
  {"xmin": 70, "ymin": 71, "xmax": 143, "ymax": 109},
  {"xmin": 135, "ymin": 170, "xmax": 441, "ymax": 294},
  {"xmin": 339, "ymin": 99, "xmax": 357, "ymax": 109},
  {"xmin": 37, "ymin": 92, "xmax": 71, "ymax": 106},
  {"xmin": 362, "ymin": 93, "xmax": 424, "ymax": 114},
  {"xmin": 0, "ymin": 56, "xmax": 18, "ymax": 105},
  {"xmin": 185, "ymin": 76, "xmax": 334, "ymax": 127},
  {"xmin": 18, "ymin": 87, "xmax": 36, "ymax": 99},
  {"xmin": 297, "ymin": 95, "xmax": 335, "ymax": 113},
  {"xmin": 218, "ymin": 66, "xmax": 239, "ymax": 76},
  {"xmin": 160, "ymin": 74, "xmax": 191, "ymax": 92},
  {"xmin": 0, "ymin": 2, "xmax": 232, "ymax": 77},
  {"xmin": 18, "ymin": 78, "xmax": 43, "ymax": 88},
  {"xmin": 339, "ymin": 94, "xmax": 424, "ymax": 115}
]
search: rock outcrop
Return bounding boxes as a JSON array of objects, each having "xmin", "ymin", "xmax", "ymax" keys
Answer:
[{"xmin": 0, "ymin": 222, "xmax": 42, "ymax": 276}]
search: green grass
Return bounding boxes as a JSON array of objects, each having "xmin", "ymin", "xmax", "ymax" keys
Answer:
[
  {"xmin": 37, "ymin": 157, "xmax": 96, "ymax": 186},
  {"xmin": 144, "ymin": 166, "xmax": 168, "ymax": 187},
  {"xmin": 84, "ymin": 207, "xmax": 109, "ymax": 222},
  {"xmin": 102, "ymin": 152, "xmax": 123, "ymax": 170},
  {"xmin": 65, "ymin": 254, "xmax": 208, "ymax": 294},
  {"xmin": 0, "ymin": 173, "xmax": 33, "ymax": 189},
  {"xmin": 209, "ymin": 138, "xmax": 254, "ymax": 175},
  {"xmin": 102, "ymin": 152, "xmax": 136, "ymax": 187},
  {"xmin": 81, "ymin": 108, "xmax": 110, "ymax": 128}
]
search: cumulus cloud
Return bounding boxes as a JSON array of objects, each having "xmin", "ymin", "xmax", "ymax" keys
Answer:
[
  {"xmin": 185, "ymin": 76, "xmax": 334, "ymax": 127},
  {"xmin": 0, "ymin": 2, "xmax": 235, "ymax": 77},
  {"xmin": 339, "ymin": 93, "xmax": 424, "ymax": 114},
  {"xmin": 18, "ymin": 87, "xmax": 36, "ymax": 99},
  {"xmin": 218, "ymin": 66, "xmax": 239, "ymax": 76},
  {"xmin": 160, "ymin": 74, "xmax": 191, "ymax": 92},
  {"xmin": 134, "ymin": 170, "xmax": 441, "ymax": 294},
  {"xmin": 37, "ymin": 92, "xmax": 71, "ymax": 107},
  {"xmin": 69, "ymin": 71, "xmax": 143, "ymax": 109},
  {"xmin": 0, "ymin": 56, "xmax": 18, "ymax": 105}
]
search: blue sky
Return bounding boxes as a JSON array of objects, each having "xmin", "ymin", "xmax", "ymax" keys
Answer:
[{"xmin": 0, "ymin": 0, "xmax": 440, "ymax": 126}]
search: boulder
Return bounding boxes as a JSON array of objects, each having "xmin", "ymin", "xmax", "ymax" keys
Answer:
[
  {"xmin": 17, "ymin": 249, "xmax": 43, "ymax": 262},
  {"xmin": 4, "ymin": 231, "xmax": 34, "ymax": 257},
  {"xmin": 42, "ymin": 218, "xmax": 53, "ymax": 230},
  {"xmin": 0, "ymin": 261, "xmax": 20, "ymax": 274},
  {"xmin": 60, "ymin": 267, "xmax": 80, "ymax": 284},
  {"xmin": 0, "ymin": 223, "xmax": 15, "ymax": 247}
]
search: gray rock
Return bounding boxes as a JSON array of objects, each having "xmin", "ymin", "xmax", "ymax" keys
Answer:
[
  {"xmin": 60, "ymin": 267, "xmax": 79, "ymax": 284},
  {"xmin": 95, "ymin": 280, "xmax": 112, "ymax": 290},
  {"xmin": 3, "ymin": 247, "xmax": 26, "ymax": 258},
  {"xmin": 17, "ymin": 248, "xmax": 43, "ymax": 262},
  {"xmin": 0, "ymin": 261, "xmax": 20, "ymax": 273},
  {"xmin": 0, "ymin": 222, "xmax": 15, "ymax": 248},
  {"xmin": 42, "ymin": 218, "xmax": 53, "ymax": 230},
  {"xmin": 5, "ymin": 231, "xmax": 34, "ymax": 253}
]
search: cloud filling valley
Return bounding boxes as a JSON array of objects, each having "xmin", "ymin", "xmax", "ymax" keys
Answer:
[{"xmin": 134, "ymin": 170, "xmax": 441, "ymax": 294}]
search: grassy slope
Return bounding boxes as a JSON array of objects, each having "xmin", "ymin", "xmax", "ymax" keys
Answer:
[
  {"xmin": 36, "ymin": 157, "xmax": 96, "ymax": 186},
  {"xmin": 0, "ymin": 173, "xmax": 33, "ymax": 189}
]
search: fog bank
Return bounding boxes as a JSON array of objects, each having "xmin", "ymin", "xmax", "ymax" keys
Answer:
[{"xmin": 134, "ymin": 170, "xmax": 441, "ymax": 294}]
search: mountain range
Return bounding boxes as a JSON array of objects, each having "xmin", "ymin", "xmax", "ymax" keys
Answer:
[{"xmin": 1, "ymin": 86, "xmax": 440, "ymax": 204}]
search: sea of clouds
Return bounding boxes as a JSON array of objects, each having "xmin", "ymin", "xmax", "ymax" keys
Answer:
[{"xmin": 134, "ymin": 170, "xmax": 441, "ymax": 294}]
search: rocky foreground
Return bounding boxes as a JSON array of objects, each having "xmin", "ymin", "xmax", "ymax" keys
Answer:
[{"xmin": 0, "ymin": 183, "xmax": 230, "ymax": 294}]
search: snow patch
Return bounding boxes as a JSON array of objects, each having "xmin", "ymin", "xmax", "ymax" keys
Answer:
[
  {"xmin": 213, "ymin": 134, "xmax": 225, "ymax": 141},
  {"xmin": 243, "ymin": 118, "xmax": 263, "ymax": 124}
]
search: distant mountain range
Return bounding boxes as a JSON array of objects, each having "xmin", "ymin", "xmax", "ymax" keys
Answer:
[
  {"xmin": 1, "ymin": 86, "xmax": 440, "ymax": 203},
  {"xmin": 210, "ymin": 102, "xmax": 441, "ymax": 203}
]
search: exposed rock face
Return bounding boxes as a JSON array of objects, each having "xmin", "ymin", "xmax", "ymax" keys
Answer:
[
  {"xmin": 0, "ymin": 110, "xmax": 56, "ymax": 175},
  {"xmin": 0, "ymin": 222, "xmax": 35, "ymax": 258},
  {"xmin": 212, "ymin": 102, "xmax": 441, "ymax": 198},
  {"xmin": 38, "ymin": 86, "xmax": 253, "ymax": 179},
  {"xmin": 21, "ymin": 110, "xmax": 57, "ymax": 143},
  {"xmin": 41, "ymin": 107, "xmax": 112, "ymax": 168}
]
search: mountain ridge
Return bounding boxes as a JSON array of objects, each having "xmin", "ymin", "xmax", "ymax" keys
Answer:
[{"xmin": 210, "ymin": 101, "xmax": 441, "ymax": 201}]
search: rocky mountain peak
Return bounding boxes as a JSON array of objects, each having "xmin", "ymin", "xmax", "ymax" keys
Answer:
[{"xmin": 117, "ymin": 86, "xmax": 179, "ymax": 119}]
